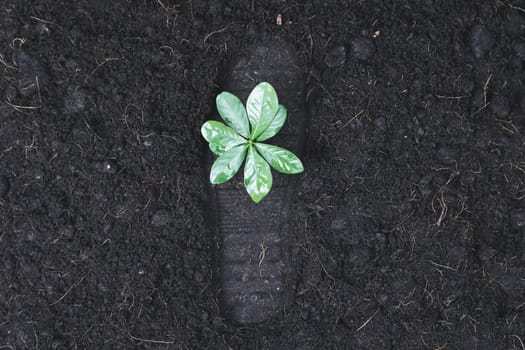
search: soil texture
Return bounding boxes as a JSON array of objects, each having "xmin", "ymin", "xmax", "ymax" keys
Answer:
[{"xmin": 1, "ymin": 1, "xmax": 525, "ymax": 349}]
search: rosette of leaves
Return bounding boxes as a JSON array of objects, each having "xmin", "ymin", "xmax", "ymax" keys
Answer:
[{"xmin": 201, "ymin": 82, "xmax": 304, "ymax": 203}]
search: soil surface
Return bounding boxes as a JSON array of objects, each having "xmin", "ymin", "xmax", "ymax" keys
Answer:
[{"xmin": 1, "ymin": 1, "xmax": 525, "ymax": 349}]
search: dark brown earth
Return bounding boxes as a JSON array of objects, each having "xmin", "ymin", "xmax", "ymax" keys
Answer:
[{"xmin": 1, "ymin": 1, "xmax": 525, "ymax": 349}]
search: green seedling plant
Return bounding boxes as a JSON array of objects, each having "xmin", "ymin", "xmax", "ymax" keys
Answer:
[{"xmin": 201, "ymin": 82, "xmax": 304, "ymax": 203}]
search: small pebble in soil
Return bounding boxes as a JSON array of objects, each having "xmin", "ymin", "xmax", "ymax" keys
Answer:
[
  {"xmin": 0, "ymin": 175, "xmax": 10, "ymax": 198},
  {"xmin": 309, "ymin": 67, "xmax": 321, "ymax": 82},
  {"xmin": 3, "ymin": 253, "xmax": 15, "ymax": 271},
  {"xmin": 498, "ymin": 271, "xmax": 525, "ymax": 298},
  {"xmin": 437, "ymin": 145, "xmax": 457, "ymax": 165},
  {"xmin": 374, "ymin": 116, "xmax": 387, "ymax": 130},
  {"xmin": 505, "ymin": 10, "xmax": 525, "ymax": 36},
  {"xmin": 310, "ymin": 177, "xmax": 323, "ymax": 190},
  {"xmin": 349, "ymin": 246, "xmax": 371, "ymax": 266},
  {"xmin": 324, "ymin": 45, "xmax": 346, "ymax": 68},
  {"xmin": 193, "ymin": 270, "xmax": 204, "ymax": 283},
  {"xmin": 478, "ymin": 245, "xmax": 496, "ymax": 262},
  {"xmin": 93, "ymin": 160, "xmax": 117, "ymax": 174},
  {"xmin": 469, "ymin": 24, "xmax": 493, "ymax": 59},
  {"xmin": 495, "ymin": 135, "xmax": 511, "ymax": 147},
  {"xmin": 447, "ymin": 245, "xmax": 467, "ymax": 266},
  {"xmin": 33, "ymin": 169, "xmax": 44, "ymax": 181},
  {"xmin": 512, "ymin": 40, "xmax": 525, "ymax": 59},
  {"xmin": 64, "ymin": 86, "xmax": 87, "ymax": 113},
  {"xmin": 97, "ymin": 281, "xmax": 108, "ymax": 292},
  {"xmin": 4, "ymin": 84, "xmax": 17, "ymax": 100},
  {"xmin": 58, "ymin": 225, "xmax": 75, "ymax": 239},
  {"xmin": 419, "ymin": 174, "xmax": 434, "ymax": 197},
  {"xmin": 350, "ymin": 37, "xmax": 375, "ymax": 61},
  {"xmin": 65, "ymin": 59, "xmax": 79, "ymax": 71},
  {"xmin": 35, "ymin": 21, "xmax": 50, "ymax": 35},
  {"xmin": 461, "ymin": 172, "xmax": 476, "ymax": 185},
  {"xmin": 212, "ymin": 317, "xmax": 225, "ymax": 328},
  {"xmin": 151, "ymin": 209, "xmax": 171, "ymax": 227},
  {"xmin": 142, "ymin": 138, "xmax": 153, "ymax": 147},
  {"xmin": 321, "ymin": 69, "xmax": 336, "ymax": 85},
  {"xmin": 375, "ymin": 232, "xmax": 387, "ymax": 251},
  {"xmin": 377, "ymin": 293, "xmax": 389, "ymax": 305},
  {"xmin": 509, "ymin": 209, "xmax": 525, "ymax": 229},
  {"xmin": 193, "ymin": 17, "xmax": 203, "ymax": 27},
  {"xmin": 51, "ymin": 336, "xmax": 67, "ymax": 350},
  {"xmin": 330, "ymin": 215, "xmax": 347, "ymax": 230},
  {"xmin": 15, "ymin": 51, "xmax": 47, "ymax": 97},
  {"xmin": 28, "ymin": 197, "xmax": 43, "ymax": 212},
  {"xmin": 12, "ymin": 324, "xmax": 35, "ymax": 348},
  {"xmin": 510, "ymin": 55, "xmax": 522, "ymax": 70},
  {"xmin": 460, "ymin": 78, "xmax": 474, "ymax": 93},
  {"xmin": 103, "ymin": 222, "xmax": 112, "ymax": 234},
  {"xmin": 490, "ymin": 95, "xmax": 510, "ymax": 117},
  {"xmin": 201, "ymin": 312, "xmax": 209, "ymax": 321},
  {"xmin": 208, "ymin": 0, "xmax": 223, "ymax": 25},
  {"xmin": 422, "ymin": 0, "xmax": 435, "ymax": 12},
  {"xmin": 246, "ymin": 23, "xmax": 257, "ymax": 37},
  {"xmin": 470, "ymin": 88, "xmax": 484, "ymax": 110}
]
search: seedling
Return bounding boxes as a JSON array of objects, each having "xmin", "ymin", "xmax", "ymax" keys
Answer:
[{"xmin": 201, "ymin": 82, "xmax": 304, "ymax": 203}]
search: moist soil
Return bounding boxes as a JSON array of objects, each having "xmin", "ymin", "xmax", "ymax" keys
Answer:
[{"xmin": 1, "ymin": 1, "xmax": 525, "ymax": 349}]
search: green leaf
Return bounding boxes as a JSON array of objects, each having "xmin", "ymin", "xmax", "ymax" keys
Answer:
[
  {"xmin": 208, "ymin": 142, "xmax": 225, "ymax": 156},
  {"xmin": 244, "ymin": 145, "xmax": 272, "ymax": 203},
  {"xmin": 256, "ymin": 104, "xmax": 287, "ymax": 142},
  {"xmin": 216, "ymin": 92, "xmax": 250, "ymax": 139},
  {"xmin": 210, "ymin": 144, "xmax": 247, "ymax": 184},
  {"xmin": 246, "ymin": 82, "xmax": 279, "ymax": 140},
  {"xmin": 254, "ymin": 143, "xmax": 304, "ymax": 174},
  {"xmin": 201, "ymin": 120, "xmax": 247, "ymax": 156}
]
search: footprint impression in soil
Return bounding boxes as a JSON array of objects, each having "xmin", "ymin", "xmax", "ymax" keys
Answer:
[{"xmin": 206, "ymin": 40, "xmax": 307, "ymax": 324}]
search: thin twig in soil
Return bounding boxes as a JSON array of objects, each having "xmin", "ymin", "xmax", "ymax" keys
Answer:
[
  {"xmin": 0, "ymin": 54, "xmax": 15, "ymax": 69},
  {"xmin": 421, "ymin": 276, "xmax": 435, "ymax": 305},
  {"xmin": 297, "ymin": 281, "xmax": 322, "ymax": 296},
  {"xmin": 84, "ymin": 58, "xmax": 119, "ymax": 84},
  {"xmin": 36, "ymin": 76, "xmax": 42, "ymax": 104},
  {"xmin": 156, "ymin": 0, "xmax": 178, "ymax": 14},
  {"xmin": 258, "ymin": 242, "xmax": 268, "ymax": 267},
  {"xmin": 203, "ymin": 26, "xmax": 228, "ymax": 45},
  {"xmin": 511, "ymin": 335, "xmax": 525, "ymax": 350},
  {"xmin": 127, "ymin": 332, "xmax": 175, "ymax": 345},
  {"xmin": 30, "ymin": 16, "xmax": 54, "ymax": 25},
  {"xmin": 24, "ymin": 134, "xmax": 36, "ymax": 159},
  {"xmin": 436, "ymin": 191, "xmax": 447, "ymax": 227},
  {"xmin": 4, "ymin": 99, "xmax": 39, "ymax": 112},
  {"xmin": 12, "ymin": 37, "xmax": 26, "ymax": 48},
  {"xmin": 497, "ymin": 119, "xmax": 520, "ymax": 135},
  {"xmin": 49, "ymin": 275, "xmax": 86, "ymax": 306},
  {"xmin": 318, "ymin": 83, "xmax": 334, "ymax": 100},
  {"xmin": 483, "ymin": 73, "xmax": 492, "ymax": 107},
  {"xmin": 342, "ymin": 109, "xmax": 365, "ymax": 128},
  {"xmin": 316, "ymin": 256, "xmax": 335, "ymax": 280},
  {"xmin": 356, "ymin": 309, "xmax": 379, "ymax": 332},
  {"xmin": 426, "ymin": 260, "xmax": 457, "ymax": 271},
  {"xmin": 389, "ymin": 211, "xmax": 414, "ymax": 232},
  {"xmin": 435, "ymin": 94, "xmax": 465, "ymax": 99},
  {"xmin": 509, "ymin": 4, "xmax": 525, "ymax": 13}
]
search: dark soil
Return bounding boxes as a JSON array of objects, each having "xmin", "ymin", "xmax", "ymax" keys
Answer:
[{"xmin": 1, "ymin": 1, "xmax": 525, "ymax": 349}]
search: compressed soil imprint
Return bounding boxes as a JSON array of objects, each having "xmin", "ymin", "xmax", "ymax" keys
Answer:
[{"xmin": 207, "ymin": 41, "xmax": 307, "ymax": 324}]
